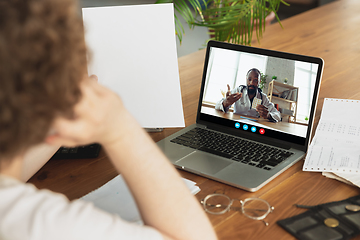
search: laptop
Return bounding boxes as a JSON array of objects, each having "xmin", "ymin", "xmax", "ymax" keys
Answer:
[{"xmin": 157, "ymin": 40, "xmax": 324, "ymax": 192}]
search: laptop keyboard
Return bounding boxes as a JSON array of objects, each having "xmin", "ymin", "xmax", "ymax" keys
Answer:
[
  {"xmin": 170, "ymin": 128, "xmax": 294, "ymax": 171},
  {"xmin": 50, "ymin": 144, "xmax": 101, "ymax": 160}
]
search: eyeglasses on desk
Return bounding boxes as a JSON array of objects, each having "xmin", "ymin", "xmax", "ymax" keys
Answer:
[{"xmin": 201, "ymin": 193, "xmax": 274, "ymax": 226}]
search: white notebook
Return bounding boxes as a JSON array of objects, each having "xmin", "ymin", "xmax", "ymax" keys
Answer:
[{"xmin": 81, "ymin": 175, "xmax": 200, "ymax": 224}]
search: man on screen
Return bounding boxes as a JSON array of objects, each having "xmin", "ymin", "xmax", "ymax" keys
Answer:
[{"xmin": 215, "ymin": 68, "xmax": 281, "ymax": 122}]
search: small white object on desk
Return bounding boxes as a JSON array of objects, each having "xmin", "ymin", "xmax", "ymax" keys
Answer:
[
  {"xmin": 81, "ymin": 175, "xmax": 200, "ymax": 224},
  {"xmin": 322, "ymin": 172, "xmax": 357, "ymax": 187}
]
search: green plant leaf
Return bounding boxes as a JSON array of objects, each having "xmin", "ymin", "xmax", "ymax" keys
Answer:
[
  {"xmin": 191, "ymin": 0, "xmax": 287, "ymax": 45},
  {"xmin": 155, "ymin": 0, "xmax": 207, "ymax": 44},
  {"xmin": 156, "ymin": 0, "xmax": 287, "ymax": 46}
]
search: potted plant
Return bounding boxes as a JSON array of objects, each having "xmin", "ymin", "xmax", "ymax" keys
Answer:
[
  {"xmin": 156, "ymin": 0, "xmax": 288, "ymax": 46},
  {"xmin": 190, "ymin": 0, "xmax": 288, "ymax": 46},
  {"xmin": 259, "ymin": 72, "xmax": 268, "ymax": 90}
]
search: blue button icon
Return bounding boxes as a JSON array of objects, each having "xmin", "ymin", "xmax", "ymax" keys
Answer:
[
  {"xmin": 235, "ymin": 122, "xmax": 240, "ymax": 128},
  {"xmin": 243, "ymin": 124, "xmax": 248, "ymax": 130},
  {"xmin": 251, "ymin": 126, "xmax": 256, "ymax": 132}
]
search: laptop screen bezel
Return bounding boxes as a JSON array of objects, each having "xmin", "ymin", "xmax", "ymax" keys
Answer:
[{"xmin": 196, "ymin": 40, "xmax": 324, "ymax": 152}]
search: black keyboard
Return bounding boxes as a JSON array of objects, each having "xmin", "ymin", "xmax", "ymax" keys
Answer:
[
  {"xmin": 50, "ymin": 144, "xmax": 101, "ymax": 160},
  {"xmin": 170, "ymin": 128, "xmax": 293, "ymax": 171}
]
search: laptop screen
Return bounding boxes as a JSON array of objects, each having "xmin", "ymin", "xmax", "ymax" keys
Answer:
[{"xmin": 198, "ymin": 41, "xmax": 323, "ymax": 148}]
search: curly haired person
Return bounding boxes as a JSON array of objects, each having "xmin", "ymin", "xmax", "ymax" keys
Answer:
[{"xmin": 0, "ymin": 1, "xmax": 217, "ymax": 240}]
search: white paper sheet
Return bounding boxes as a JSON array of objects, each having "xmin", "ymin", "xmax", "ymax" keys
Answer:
[
  {"xmin": 303, "ymin": 98, "xmax": 360, "ymax": 173},
  {"xmin": 81, "ymin": 175, "xmax": 200, "ymax": 224},
  {"xmin": 322, "ymin": 172, "xmax": 356, "ymax": 186},
  {"xmin": 82, "ymin": 4, "xmax": 185, "ymax": 128}
]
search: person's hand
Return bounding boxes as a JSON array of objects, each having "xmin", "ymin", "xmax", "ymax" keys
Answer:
[
  {"xmin": 256, "ymin": 105, "xmax": 269, "ymax": 119},
  {"xmin": 223, "ymin": 84, "xmax": 242, "ymax": 108},
  {"xmin": 46, "ymin": 75, "xmax": 137, "ymax": 148}
]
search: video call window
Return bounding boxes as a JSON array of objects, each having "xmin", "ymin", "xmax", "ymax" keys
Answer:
[{"xmin": 202, "ymin": 47, "xmax": 319, "ymax": 126}]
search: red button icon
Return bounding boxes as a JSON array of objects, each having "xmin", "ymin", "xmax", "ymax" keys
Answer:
[{"xmin": 259, "ymin": 128, "xmax": 265, "ymax": 134}]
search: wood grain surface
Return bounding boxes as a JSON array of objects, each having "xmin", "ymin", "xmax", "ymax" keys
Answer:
[{"xmin": 28, "ymin": 0, "xmax": 360, "ymax": 239}]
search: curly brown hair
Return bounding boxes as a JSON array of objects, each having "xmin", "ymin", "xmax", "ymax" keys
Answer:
[{"xmin": 0, "ymin": 0, "xmax": 87, "ymax": 162}]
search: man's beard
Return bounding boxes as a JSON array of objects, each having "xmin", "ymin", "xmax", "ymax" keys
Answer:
[{"xmin": 247, "ymin": 85, "xmax": 257, "ymax": 94}]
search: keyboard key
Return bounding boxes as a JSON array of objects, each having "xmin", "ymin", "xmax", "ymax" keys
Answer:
[
  {"xmin": 260, "ymin": 160, "xmax": 278, "ymax": 167},
  {"xmin": 177, "ymin": 136, "xmax": 191, "ymax": 141},
  {"xmin": 252, "ymin": 158, "xmax": 262, "ymax": 162},
  {"xmin": 61, "ymin": 148, "xmax": 69, "ymax": 153},
  {"xmin": 256, "ymin": 163, "xmax": 266, "ymax": 168},
  {"xmin": 69, "ymin": 148, "xmax": 78, "ymax": 153}
]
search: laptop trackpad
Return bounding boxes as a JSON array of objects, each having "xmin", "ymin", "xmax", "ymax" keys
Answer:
[{"xmin": 177, "ymin": 151, "xmax": 232, "ymax": 175}]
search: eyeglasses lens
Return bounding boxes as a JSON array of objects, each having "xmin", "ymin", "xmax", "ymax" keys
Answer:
[
  {"xmin": 204, "ymin": 194, "xmax": 231, "ymax": 214},
  {"xmin": 242, "ymin": 199, "xmax": 270, "ymax": 220}
]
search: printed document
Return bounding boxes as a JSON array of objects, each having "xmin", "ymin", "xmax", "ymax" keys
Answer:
[{"xmin": 303, "ymin": 98, "xmax": 360, "ymax": 173}]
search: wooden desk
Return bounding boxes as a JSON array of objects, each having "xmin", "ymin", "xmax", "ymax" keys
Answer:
[{"xmin": 28, "ymin": 0, "xmax": 360, "ymax": 239}]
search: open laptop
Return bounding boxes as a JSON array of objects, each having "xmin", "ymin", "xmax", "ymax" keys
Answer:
[{"xmin": 157, "ymin": 40, "xmax": 324, "ymax": 192}]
